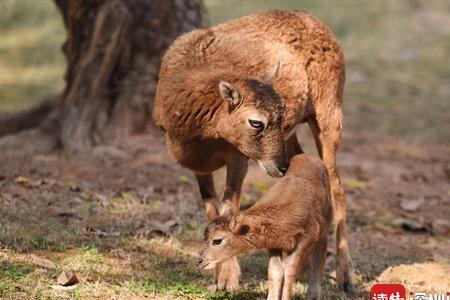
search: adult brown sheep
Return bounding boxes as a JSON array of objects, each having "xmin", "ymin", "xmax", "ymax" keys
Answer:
[{"xmin": 153, "ymin": 10, "xmax": 352, "ymax": 292}]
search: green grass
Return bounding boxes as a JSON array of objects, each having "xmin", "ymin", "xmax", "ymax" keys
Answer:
[
  {"xmin": 0, "ymin": 257, "xmax": 54, "ymax": 298},
  {"xmin": 0, "ymin": 0, "xmax": 65, "ymax": 111}
]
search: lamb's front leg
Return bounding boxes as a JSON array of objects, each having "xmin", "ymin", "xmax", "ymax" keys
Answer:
[
  {"xmin": 216, "ymin": 151, "xmax": 248, "ymax": 290},
  {"xmin": 268, "ymin": 249, "xmax": 284, "ymax": 300}
]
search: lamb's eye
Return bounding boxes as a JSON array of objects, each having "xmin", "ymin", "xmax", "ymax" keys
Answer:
[
  {"xmin": 212, "ymin": 239, "xmax": 223, "ymax": 246},
  {"xmin": 248, "ymin": 119, "xmax": 265, "ymax": 130}
]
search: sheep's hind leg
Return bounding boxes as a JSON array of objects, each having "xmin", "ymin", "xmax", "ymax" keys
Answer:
[{"xmin": 308, "ymin": 116, "xmax": 353, "ymax": 292}]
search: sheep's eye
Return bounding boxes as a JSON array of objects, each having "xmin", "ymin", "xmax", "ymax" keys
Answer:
[
  {"xmin": 248, "ymin": 119, "xmax": 264, "ymax": 130},
  {"xmin": 212, "ymin": 239, "xmax": 223, "ymax": 246}
]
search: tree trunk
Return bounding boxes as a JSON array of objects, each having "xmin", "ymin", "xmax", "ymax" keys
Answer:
[{"xmin": 0, "ymin": 0, "xmax": 204, "ymax": 154}]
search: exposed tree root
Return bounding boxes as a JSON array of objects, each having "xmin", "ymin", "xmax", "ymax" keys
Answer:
[{"xmin": 0, "ymin": 97, "xmax": 58, "ymax": 137}]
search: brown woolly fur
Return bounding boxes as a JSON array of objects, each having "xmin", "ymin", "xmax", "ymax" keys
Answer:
[
  {"xmin": 154, "ymin": 10, "xmax": 352, "ymax": 292},
  {"xmin": 199, "ymin": 154, "xmax": 332, "ymax": 300}
]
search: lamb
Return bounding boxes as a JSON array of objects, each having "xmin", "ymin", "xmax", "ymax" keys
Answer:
[
  {"xmin": 153, "ymin": 10, "xmax": 352, "ymax": 290},
  {"xmin": 198, "ymin": 154, "xmax": 333, "ymax": 300}
]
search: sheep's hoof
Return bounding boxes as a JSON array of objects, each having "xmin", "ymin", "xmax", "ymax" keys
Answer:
[
  {"xmin": 215, "ymin": 257, "xmax": 241, "ymax": 291},
  {"xmin": 207, "ymin": 284, "xmax": 218, "ymax": 293},
  {"xmin": 342, "ymin": 280, "xmax": 353, "ymax": 294}
]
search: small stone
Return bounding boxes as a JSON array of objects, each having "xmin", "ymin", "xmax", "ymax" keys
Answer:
[{"xmin": 57, "ymin": 270, "xmax": 79, "ymax": 286}]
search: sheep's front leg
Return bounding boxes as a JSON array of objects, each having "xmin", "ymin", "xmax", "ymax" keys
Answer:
[
  {"xmin": 195, "ymin": 174, "xmax": 218, "ymax": 220},
  {"xmin": 215, "ymin": 150, "xmax": 248, "ymax": 290},
  {"xmin": 219, "ymin": 150, "xmax": 248, "ymax": 215},
  {"xmin": 268, "ymin": 249, "xmax": 284, "ymax": 300}
]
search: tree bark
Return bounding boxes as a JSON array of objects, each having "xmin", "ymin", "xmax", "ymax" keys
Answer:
[{"xmin": 0, "ymin": 0, "xmax": 204, "ymax": 154}]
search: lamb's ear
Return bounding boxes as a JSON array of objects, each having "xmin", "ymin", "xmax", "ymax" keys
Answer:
[
  {"xmin": 219, "ymin": 81, "xmax": 241, "ymax": 106},
  {"xmin": 259, "ymin": 62, "xmax": 280, "ymax": 85},
  {"xmin": 229, "ymin": 214, "xmax": 249, "ymax": 235}
]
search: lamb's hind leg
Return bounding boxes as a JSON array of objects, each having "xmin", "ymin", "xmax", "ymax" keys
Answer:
[
  {"xmin": 306, "ymin": 234, "xmax": 328, "ymax": 300},
  {"xmin": 281, "ymin": 237, "xmax": 315, "ymax": 300},
  {"xmin": 308, "ymin": 115, "xmax": 353, "ymax": 292}
]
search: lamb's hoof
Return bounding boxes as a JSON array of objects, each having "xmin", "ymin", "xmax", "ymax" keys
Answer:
[{"xmin": 216, "ymin": 257, "xmax": 241, "ymax": 291}]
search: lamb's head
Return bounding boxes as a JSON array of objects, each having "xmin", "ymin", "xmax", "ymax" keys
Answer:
[
  {"xmin": 216, "ymin": 66, "xmax": 288, "ymax": 177},
  {"xmin": 198, "ymin": 216, "xmax": 244, "ymax": 269}
]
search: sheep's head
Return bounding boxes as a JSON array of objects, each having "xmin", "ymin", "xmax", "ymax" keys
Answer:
[
  {"xmin": 215, "ymin": 64, "xmax": 289, "ymax": 178},
  {"xmin": 198, "ymin": 217, "xmax": 239, "ymax": 269},
  {"xmin": 198, "ymin": 214, "xmax": 259, "ymax": 269}
]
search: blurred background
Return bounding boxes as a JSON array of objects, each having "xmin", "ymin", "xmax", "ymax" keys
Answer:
[
  {"xmin": 0, "ymin": 1, "xmax": 449, "ymax": 299},
  {"xmin": 1, "ymin": 0, "xmax": 449, "ymax": 143}
]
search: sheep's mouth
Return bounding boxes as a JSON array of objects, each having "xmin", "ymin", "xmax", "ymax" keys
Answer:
[
  {"xmin": 257, "ymin": 160, "xmax": 284, "ymax": 178},
  {"xmin": 199, "ymin": 261, "xmax": 215, "ymax": 270}
]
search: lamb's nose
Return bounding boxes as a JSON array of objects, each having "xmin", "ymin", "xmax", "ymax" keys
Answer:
[{"xmin": 197, "ymin": 258, "xmax": 203, "ymax": 266}]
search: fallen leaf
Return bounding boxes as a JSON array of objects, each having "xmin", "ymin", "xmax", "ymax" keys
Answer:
[
  {"xmin": 136, "ymin": 220, "xmax": 179, "ymax": 238},
  {"xmin": 111, "ymin": 248, "xmax": 129, "ymax": 260},
  {"xmin": 400, "ymin": 198, "xmax": 425, "ymax": 212},
  {"xmin": 392, "ymin": 218, "xmax": 433, "ymax": 234},
  {"xmin": 30, "ymin": 254, "xmax": 56, "ymax": 269},
  {"xmin": 57, "ymin": 270, "xmax": 79, "ymax": 286},
  {"xmin": 51, "ymin": 285, "xmax": 77, "ymax": 291},
  {"xmin": 13, "ymin": 284, "xmax": 27, "ymax": 292},
  {"xmin": 15, "ymin": 176, "xmax": 42, "ymax": 187},
  {"xmin": 92, "ymin": 145, "xmax": 127, "ymax": 161}
]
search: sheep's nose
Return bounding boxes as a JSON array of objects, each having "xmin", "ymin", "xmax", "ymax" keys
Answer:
[
  {"xmin": 278, "ymin": 165, "xmax": 288, "ymax": 174},
  {"xmin": 197, "ymin": 258, "xmax": 203, "ymax": 266}
]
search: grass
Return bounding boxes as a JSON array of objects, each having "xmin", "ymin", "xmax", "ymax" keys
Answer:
[
  {"xmin": 0, "ymin": 0, "xmax": 65, "ymax": 111},
  {"xmin": 0, "ymin": 241, "xmax": 351, "ymax": 300}
]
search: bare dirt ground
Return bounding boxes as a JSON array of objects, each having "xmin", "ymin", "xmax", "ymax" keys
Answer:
[{"xmin": 0, "ymin": 126, "xmax": 449, "ymax": 299}]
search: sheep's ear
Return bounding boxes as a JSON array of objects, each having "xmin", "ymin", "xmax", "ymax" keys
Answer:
[
  {"xmin": 219, "ymin": 81, "xmax": 241, "ymax": 106},
  {"xmin": 238, "ymin": 224, "xmax": 250, "ymax": 235},
  {"xmin": 259, "ymin": 62, "xmax": 280, "ymax": 84},
  {"xmin": 229, "ymin": 214, "xmax": 249, "ymax": 235}
]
